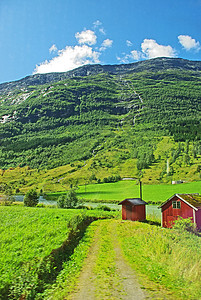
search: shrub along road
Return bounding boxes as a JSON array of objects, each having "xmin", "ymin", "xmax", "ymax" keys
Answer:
[{"xmin": 68, "ymin": 220, "xmax": 172, "ymax": 300}]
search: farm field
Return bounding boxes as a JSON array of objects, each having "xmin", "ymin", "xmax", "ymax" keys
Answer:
[
  {"xmin": 47, "ymin": 180, "xmax": 201, "ymax": 203},
  {"xmin": 0, "ymin": 206, "xmax": 118, "ymax": 299}
]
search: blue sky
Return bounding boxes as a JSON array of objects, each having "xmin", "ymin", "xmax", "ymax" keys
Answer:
[{"xmin": 0, "ymin": 0, "xmax": 201, "ymax": 83}]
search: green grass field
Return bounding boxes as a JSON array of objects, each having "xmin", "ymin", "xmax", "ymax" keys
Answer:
[
  {"xmin": 0, "ymin": 207, "xmax": 78, "ymax": 296},
  {"xmin": 117, "ymin": 220, "xmax": 201, "ymax": 299},
  {"xmin": 76, "ymin": 180, "xmax": 201, "ymax": 203},
  {"xmin": 0, "ymin": 206, "xmax": 118, "ymax": 299}
]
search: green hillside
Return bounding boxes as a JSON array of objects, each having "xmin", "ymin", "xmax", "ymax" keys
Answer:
[{"xmin": 0, "ymin": 58, "xmax": 201, "ymax": 193}]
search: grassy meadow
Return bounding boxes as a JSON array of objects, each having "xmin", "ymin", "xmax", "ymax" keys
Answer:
[
  {"xmin": 0, "ymin": 206, "xmax": 77, "ymax": 298},
  {"xmin": 0, "ymin": 206, "xmax": 118, "ymax": 299},
  {"xmin": 116, "ymin": 220, "xmax": 201, "ymax": 299},
  {"xmin": 46, "ymin": 180, "xmax": 201, "ymax": 204}
]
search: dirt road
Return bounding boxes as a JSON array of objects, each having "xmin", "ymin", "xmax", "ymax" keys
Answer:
[{"xmin": 68, "ymin": 220, "xmax": 168, "ymax": 300}]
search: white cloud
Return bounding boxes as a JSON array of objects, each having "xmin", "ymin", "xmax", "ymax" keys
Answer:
[
  {"xmin": 178, "ymin": 35, "xmax": 201, "ymax": 51},
  {"xmin": 118, "ymin": 38, "xmax": 176, "ymax": 63},
  {"xmin": 117, "ymin": 52, "xmax": 133, "ymax": 63},
  {"xmin": 99, "ymin": 27, "xmax": 106, "ymax": 35},
  {"xmin": 126, "ymin": 40, "xmax": 133, "ymax": 47},
  {"xmin": 75, "ymin": 29, "xmax": 97, "ymax": 45},
  {"xmin": 93, "ymin": 20, "xmax": 102, "ymax": 27},
  {"xmin": 49, "ymin": 44, "xmax": 58, "ymax": 53},
  {"xmin": 34, "ymin": 22, "xmax": 114, "ymax": 75},
  {"xmin": 130, "ymin": 50, "xmax": 142, "ymax": 60},
  {"xmin": 100, "ymin": 39, "xmax": 113, "ymax": 51},
  {"xmin": 141, "ymin": 39, "xmax": 176, "ymax": 59},
  {"xmin": 117, "ymin": 50, "xmax": 142, "ymax": 63},
  {"xmin": 93, "ymin": 20, "xmax": 106, "ymax": 35},
  {"xmin": 34, "ymin": 45, "xmax": 100, "ymax": 74}
]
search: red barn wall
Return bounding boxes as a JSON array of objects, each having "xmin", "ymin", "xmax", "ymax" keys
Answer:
[
  {"xmin": 132, "ymin": 205, "xmax": 146, "ymax": 221},
  {"xmin": 195, "ymin": 208, "xmax": 201, "ymax": 230},
  {"xmin": 162, "ymin": 195, "xmax": 194, "ymax": 228},
  {"xmin": 121, "ymin": 202, "xmax": 146, "ymax": 221},
  {"xmin": 122, "ymin": 205, "xmax": 127, "ymax": 220}
]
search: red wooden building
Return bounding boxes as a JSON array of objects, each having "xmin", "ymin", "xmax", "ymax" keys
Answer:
[
  {"xmin": 118, "ymin": 198, "xmax": 147, "ymax": 221},
  {"xmin": 159, "ymin": 193, "xmax": 201, "ymax": 230}
]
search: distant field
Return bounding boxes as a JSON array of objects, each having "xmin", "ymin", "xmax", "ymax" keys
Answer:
[{"xmin": 75, "ymin": 180, "xmax": 201, "ymax": 203}]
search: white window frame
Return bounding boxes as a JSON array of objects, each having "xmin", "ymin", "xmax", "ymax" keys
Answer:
[{"xmin": 172, "ymin": 200, "xmax": 181, "ymax": 209}]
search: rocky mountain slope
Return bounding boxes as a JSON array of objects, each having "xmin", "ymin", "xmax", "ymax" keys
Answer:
[{"xmin": 1, "ymin": 57, "xmax": 201, "ymax": 93}]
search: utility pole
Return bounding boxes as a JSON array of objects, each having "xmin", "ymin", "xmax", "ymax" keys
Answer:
[{"xmin": 139, "ymin": 179, "xmax": 142, "ymax": 200}]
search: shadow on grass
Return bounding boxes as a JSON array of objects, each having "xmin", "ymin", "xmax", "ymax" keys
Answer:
[
  {"xmin": 8, "ymin": 216, "xmax": 98, "ymax": 299},
  {"xmin": 144, "ymin": 219, "xmax": 161, "ymax": 227}
]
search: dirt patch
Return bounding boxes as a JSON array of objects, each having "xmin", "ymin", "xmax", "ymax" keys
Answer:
[
  {"xmin": 68, "ymin": 224, "xmax": 101, "ymax": 300},
  {"xmin": 112, "ymin": 234, "xmax": 148, "ymax": 299},
  {"xmin": 68, "ymin": 220, "xmax": 156, "ymax": 300},
  {"xmin": 68, "ymin": 220, "xmax": 173, "ymax": 299}
]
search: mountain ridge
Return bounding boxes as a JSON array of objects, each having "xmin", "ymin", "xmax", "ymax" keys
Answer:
[{"xmin": 1, "ymin": 57, "xmax": 201, "ymax": 93}]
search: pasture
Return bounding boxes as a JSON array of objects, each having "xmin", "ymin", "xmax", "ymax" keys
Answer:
[{"xmin": 77, "ymin": 180, "xmax": 201, "ymax": 203}]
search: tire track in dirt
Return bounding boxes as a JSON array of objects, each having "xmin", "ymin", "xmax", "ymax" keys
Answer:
[
  {"xmin": 110, "ymin": 222, "xmax": 149, "ymax": 300},
  {"xmin": 68, "ymin": 220, "xmax": 153, "ymax": 300},
  {"xmin": 68, "ymin": 223, "xmax": 101, "ymax": 300}
]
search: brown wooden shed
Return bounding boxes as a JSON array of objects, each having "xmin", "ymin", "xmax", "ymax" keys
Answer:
[{"xmin": 118, "ymin": 198, "xmax": 147, "ymax": 221}]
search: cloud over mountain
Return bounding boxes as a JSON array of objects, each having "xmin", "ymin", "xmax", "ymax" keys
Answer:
[
  {"xmin": 118, "ymin": 39, "xmax": 176, "ymax": 63},
  {"xmin": 75, "ymin": 29, "xmax": 97, "ymax": 45},
  {"xmin": 34, "ymin": 45, "xmax": 100, "ymax": 74},
  {"xmin": 178, "ymin": 35, "xmax": 200, "ymax": 51},
  {"xmin": 100, "ymin": 39, "xmax": 113, "ymax": 51},
  {"xmin": 141, "ymin": 39, "xmax": 176, "ymax": 59}
]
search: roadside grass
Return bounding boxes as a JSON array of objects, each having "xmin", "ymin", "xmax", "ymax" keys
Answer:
[
  {"xmin": 0, "ymin": 206, "xmax": 118, "ymax": 299},
  {"xmin": 0, "ymin": 206, "xmax": 76, "ymax": 295},
  {"xmin": 42, "ymin": 221, "xmax": 100, "ymax": 300},
  {"xmin": 116, "ymin": 220, "xmax": 201, "ymax": 299},
  {"xmin": 146, "ymin": 211, "xmax": 161, "ymax": 225}
]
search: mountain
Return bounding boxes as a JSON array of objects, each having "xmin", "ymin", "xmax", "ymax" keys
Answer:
[
  {"xmin": 0, "ymin": 57, "xmax": 201, "ymax": 192},
  {"xmin": 1, "ymin": 57, "xmax": 201, "ymax": 93}
]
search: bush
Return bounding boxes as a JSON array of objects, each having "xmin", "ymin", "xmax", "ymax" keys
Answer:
[
  {"xmin": 96, "ymin": 205, "xmax": 112, "ymax": 211},
  {"xmin": 0, "ymin": 194, "xmax": 15, "ymax": 206},
  {"xmin": 15, "ymin": 188, "xmax": 20, "ymax": 193},
  {"xmin": 103, "ymin": 175, "xmax": 121, "ymax": 183},
  {"xmin": 24, "ymin": 189, "xmax": 39, "ymax": 207},
  {"xmin": 173, "ymin": 217, "xmax": 197, "ymax": 233},
  {"xmin": 57, "ymin": 194, "xmax": 66, "ymax": 208},
  {"xmin": 57, "ymin": 189, "xmax": 81, "ymax": 208}
]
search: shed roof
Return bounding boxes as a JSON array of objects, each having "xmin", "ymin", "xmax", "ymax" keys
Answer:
[
  {"xmin": 118, "ymin": 198, "xmax": 147, "ymax": 206},
  {"xmin": 159, "ymin": 193, "xmax": 201, "ymax": 210}
]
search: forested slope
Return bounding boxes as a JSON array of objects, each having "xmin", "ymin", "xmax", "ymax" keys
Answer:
[{"xmin": 0, "ymin": 58, "xmax": 201, "ymax": 190}]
